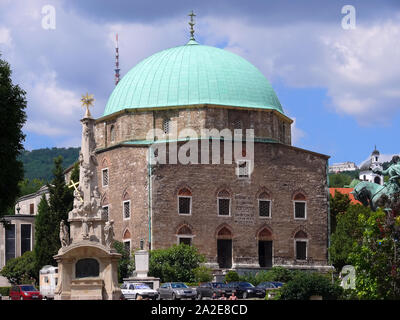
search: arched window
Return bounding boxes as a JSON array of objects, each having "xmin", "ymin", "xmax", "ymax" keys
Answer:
[
  {"xmin": 123, "ymin": 229, "xmax": 131, "ymax": 254},
  {"xmin": 258, "ymin": 192, "xmax": 271, "ymax": 218},
  {"xmin": 294, "ymin": 230, "xmax": 308, "ymax": 260},
  {"xmin": 217, "ymin": 190, "xmax": 231, "ymax": 216},
  {"xmin": 177, "ymin": 225, "xmax": 193, "ymax": 246},
  {"xmin": 178, "ymin": 188, "xmax": 192, "ymax": 215},
  {"xmin": 293, "ymin": 193, "xmax": 307, "ymax": 219}
]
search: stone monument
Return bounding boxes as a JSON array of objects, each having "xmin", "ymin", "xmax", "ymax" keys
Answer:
[
  {"xmin": 123, "ymin": 239, "xmax": 160, "ymax": 290},
  {"xmin": 54, "ymin": 93, "xmax": 122, "ymax": 300}
]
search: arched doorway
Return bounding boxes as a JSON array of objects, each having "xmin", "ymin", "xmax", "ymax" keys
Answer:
[
  {"xmin": 258, "ymin": 227, "xmax": 273, "ymax": 268},
  {"xmin": 216, "ymin": 226, "xmax": 233, "ymax": 269},
  {"xmin": 374, "ymin": 176, "xmax": 381, "ymax": 184}
]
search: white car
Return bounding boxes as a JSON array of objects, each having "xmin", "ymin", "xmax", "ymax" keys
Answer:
[{"xmin": 120, "ymin": 283, "xmax": 159, "ymax": 300}]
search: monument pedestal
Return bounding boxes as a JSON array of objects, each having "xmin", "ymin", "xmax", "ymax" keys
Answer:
[
  {"xmin": 54, "ymin": 241, "xmax": 122, "ymax": 300},
  {"xmin": 123, "ymin": 249, "xmax": 160, "ymax": 290}
]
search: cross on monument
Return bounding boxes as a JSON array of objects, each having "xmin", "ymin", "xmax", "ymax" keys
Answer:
[{"xmin": 68, "ymin": 179, "xmax": 83, "ymax": 203}]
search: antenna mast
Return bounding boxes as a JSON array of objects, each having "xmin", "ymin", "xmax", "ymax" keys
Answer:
[{"xmin": 115, "ymin": 33, "xmax": 120, "ymax": 86}]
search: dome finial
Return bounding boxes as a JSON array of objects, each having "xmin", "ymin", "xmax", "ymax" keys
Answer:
[{"xmin": 188, "ymin": 10, "xmax": 196, "ymax": 40}]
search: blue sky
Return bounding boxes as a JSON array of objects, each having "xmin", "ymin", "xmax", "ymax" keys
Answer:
[{"xmin": 0, "ymin": 0, "xmax": 399, "ymax": 165}]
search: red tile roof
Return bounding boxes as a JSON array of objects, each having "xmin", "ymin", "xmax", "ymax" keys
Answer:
[{"xmin": 329, "ymin": 188, "xmax": 361, "ymax": 204}]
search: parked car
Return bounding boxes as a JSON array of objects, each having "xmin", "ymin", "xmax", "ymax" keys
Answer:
[
  {"xmin": 157, "ymin": 282, "xmax": 197, "ymax": 300},
  {"xmin": 196, "ymin": 282, "xmax": 233, "ymax": 299},
  {"xmin": 9, "ymin": 285, "xmax": 42, "ymax": 300},
  {"xmin": 120, "ymin": 283, "xmax": 159, "ymax": 300},
  {"xmin": 256, "ymin": 281, "xmax": 284, "ymax": 292},
  {"xmin": 226, "ymin": 282, "xmax": 265, "ymax": 299}
]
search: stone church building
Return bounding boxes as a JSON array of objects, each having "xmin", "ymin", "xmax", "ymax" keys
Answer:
[{"xmin": 93, "ymin": 36, "xmax": 331, "ymax": 273}]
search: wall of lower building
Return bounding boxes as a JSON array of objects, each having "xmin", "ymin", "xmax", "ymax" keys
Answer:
[{"xmin": 150, "ymin": 142, "xmax": 329, "ymax": 269}]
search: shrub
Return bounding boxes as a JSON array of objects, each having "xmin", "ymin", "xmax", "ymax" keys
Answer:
[
  {"xmin": 193, "ymin": 265, "xmax": 213, "ymax": 283},
  {"xmin": 239, "ymin": 267, "xmax": 301, "ymax": 286},
  {"xmin": 148, "ymin": 243, "xmax": 206, "ymax": 283},
  {"xmin": 225, "ymin": 270, "xmax": 240, "ymax": 283},
  {"xmin": 0, "ymin": 287, "xmax": 11, "ymax": 296},
  {"xmin": 279, "ymin": 271, "xmax": 343, "ymax": 300},
  {"xmin": 0, "ymin": 251, "xmax": 37, "ymax": 285},
  {"xmin": 113, "ymin": 241, "xmax": 135, "ymax": 283}
]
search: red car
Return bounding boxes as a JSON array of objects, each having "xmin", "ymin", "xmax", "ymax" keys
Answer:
[{"xmin": 9, "ymin": 285, "xmax": 42, "ymax": 300}]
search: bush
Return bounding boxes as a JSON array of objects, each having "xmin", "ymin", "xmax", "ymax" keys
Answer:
[
  {"xmin": 148, "ymin": 243, "xmax": 206, "ymax": 283},
  {"xmin": 0, "ymin": 287, "xmax": 11, "ymax": 296},
  {"xmin": 193, "ymin": 265, "xmax": 213, "ymax": 283},
  {"xmin": 225, "ymin": 270, "xmax": 240, "ymax": 283},
  {"xmin": 239, "ymin": 267, "xmax": 302, "ymax": 286},
  {"xmin": 113, "ymin": 241, "xmax": 135, "ymax": 283},
  {"xmin": 0, "ymin": 251, "xmax": 37, "ymax": 285},
  {"xmin": 279, "ymin": 272, "xmax": 343, "ymax": 300}
]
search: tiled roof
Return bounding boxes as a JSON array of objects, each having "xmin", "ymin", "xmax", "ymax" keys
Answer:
[{"xmin": 329, "ymin": 188, "xmax": 361, "ymax": 204}]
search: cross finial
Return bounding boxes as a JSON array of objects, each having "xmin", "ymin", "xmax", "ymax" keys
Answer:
[
  {"xmin": 81, "ymin": 93, "xmax": 95, "ymax": 118},
  {"xmin": 68, "ymin": 179, "xmax": 83, "ymax": 203},
  {"xmin": 188, "ymin": 10, "xmax": 196, "ymax": 40}
]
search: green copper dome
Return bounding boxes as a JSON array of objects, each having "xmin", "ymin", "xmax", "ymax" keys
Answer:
[{"xmin": 104, "ymin": 40, "xmax": 283, "ymax": 116}]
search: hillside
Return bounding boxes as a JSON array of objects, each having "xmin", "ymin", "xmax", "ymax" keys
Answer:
[{"xmin": 19, "ymin": 147, "xmax": 80, "ymax": 182}]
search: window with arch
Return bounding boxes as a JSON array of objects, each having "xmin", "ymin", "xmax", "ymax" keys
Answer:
[
  {"xmin": 102, "ymin": 168, "xmax": 109, "ymax": 187},
  {"xmin": 293, "ymin": 193, "xmax": 307, "ymax": 219},
  {"xmin": 123, "ymin": 229, "xmax": 131, "ymax": 255},
  {"xmin": 178, "ymin": 188, "xmax": 192, "ymax": 215},
  {"xmin": 177, "ymin": 225, "xmax": 193, "ymax": 246},
  {"xmin": 258, "ymin": 192, "xmax": 271, "ymax": 218},
  {"xmin": 217, "ymin": 190, "xmax": 231, "ymax": 216},
  {"xmin": 294, "ymin": 230, "xmax": 308, "ymax": 260}
]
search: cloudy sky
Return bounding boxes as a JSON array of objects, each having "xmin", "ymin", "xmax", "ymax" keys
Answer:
[{"xmin": 0, "ymin": 0, "xmax": 399, "ymax": 165}]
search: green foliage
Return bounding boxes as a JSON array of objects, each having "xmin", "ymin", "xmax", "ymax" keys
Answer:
[
  {"xmin": 0, "ymin": 287, "xmax": 11, "ymax": 296},
  {"xmin": 329, "ymin": 173, "xmax": 354, "ymax": 188},
  {"xmin": 34, "ymin": 195, "xmax": 58, "ymax": 274},
  {"xmin": 113, "ymin": 241, "xmax": 135, "ymax": 283},
  {"xmin": 0, "ymin": 55, "xmax": 27, "ymax": 220},
  {"xmin": 279, "ymin": 272, "xmax": 343, "ymax": 300},
  {"xmin": 0, "ymin": 251, "xmax": 37, "ymax": 285},
  {"xmin": 18, "ymin": 178, "xmax": 45, "ymax": 197},
  {"xmin": 329, "ymin": 190, "xmax": 352, "ymax": 234},
  {"xmin": 148, "ymin": 244, "xmax": 206, "ymax": 283},
  {"xmin": 225, "ymin": 270, "xmax": 240, "ymax": 283},
  {"xmin": 193, "ymin": 265, "xmax": 213, "ymax": 283},
  {"xmin": 349, "ymin": 209, "xmax": 400, "ymax": 299},
  {"xmin": 239, "ymin": 267, "xmax": 301, "ymax": 286},
  {"xmin": 48, "ymin": 156, "xmax": 74, "ymax": 225},
  {"xmin": 329, "ymin": 204, "xmax": 372, "ymax": 270},
  {"xmin": 19, "ymin": 147, "xmax": 80, "ymax": 182}
]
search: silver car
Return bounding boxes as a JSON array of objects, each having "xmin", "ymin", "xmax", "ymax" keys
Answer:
[{"xmin": 157, "ymin": 282, "xmax": 197, "ymax": 300}]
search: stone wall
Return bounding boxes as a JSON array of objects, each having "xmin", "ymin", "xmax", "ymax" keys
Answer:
[{"xmin": 150, "ymin": 141, "xmax": 329, "ymax": 268}]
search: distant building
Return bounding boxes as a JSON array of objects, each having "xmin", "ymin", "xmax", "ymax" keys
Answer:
[
  {"xmin": 359, "ymin": 147, "xmax": 383, "ymax": 185},
  {"xmin": 329, "ymin": 162, "xmax": 358, "ymax": 173}
]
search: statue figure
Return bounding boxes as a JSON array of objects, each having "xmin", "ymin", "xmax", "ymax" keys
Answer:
[
  {"xmin": 352, "ymin": 155, "xmax": 400, "ymax": 211},
  {"xmin": 60, "ymin": 220, "xmax": 70, "ymax": 247},
  {"xmin": 82, "ymin": 213, "xmax": 91, "ymax": 239},
  {"xmin": 104, "ymin": 220, "xmax": 115, "ymax": 249}
]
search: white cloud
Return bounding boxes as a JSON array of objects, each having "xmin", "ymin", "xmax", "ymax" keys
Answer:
[
  {"xmin": 0, "ymin": 27, "xmax": 11, "ymax": 46},
  {"xmin": 202, "ymin": 17, "xmax": 400, "ymax": 126},
  {"xmin": 290, "ymin": 117, "xmax": 305, "ymax": 146}
]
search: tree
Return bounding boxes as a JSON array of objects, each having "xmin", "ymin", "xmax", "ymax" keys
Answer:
[
  {"xmin": 113, "ymin": 241, "xmax": 135, "ymax": 283},
  {"xmin": 349, "ymin": 206, "xmax": 400, "ymax": 299},
  {"xmin": 329, "ymin": 190, "xmax": 351, "ymax": 234},
  {"xmin": 279, "ymin": 272, "xmax": 343, "ymax": 300},
  {"xmin": 329, "ymin": 173, "xmax": 353, "ymax": 188},
  {"xmin": 148, "ymin": 244, "xmax": 206, "ymax": 283},
  {"xmin": 225, "ymin": 270, "xmax": 240, "ymax": 283},
  {"xmin": 0, "ymin": 251, "xmax": 37, "ymax": 285},
  {"xmin": 0, "ymin": 55, "xmax": 27, "ymax": 221},
  {"xmin": 48, "ymin": 156, "xmax": 73, "ymax": 225},
  {"xmin": 329, "ymin": 204, "xmax": 372, "ymax": 271},
  {"xmin": 34, "ymin": 195, "xmax": 58, "ymax": 273}
]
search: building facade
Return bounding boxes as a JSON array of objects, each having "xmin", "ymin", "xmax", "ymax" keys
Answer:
[
  {"xmin": 92, "ymin": 37, "xmax": 332, "ymax": 272},
  {"xmin": 359, "ymin": 147, "xmax": 384, "ymax": 185}
]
